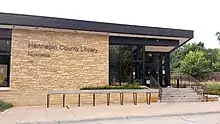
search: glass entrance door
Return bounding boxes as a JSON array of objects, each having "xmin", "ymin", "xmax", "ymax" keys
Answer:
[
  {"xmin": 145, "ymin": 64, "xmax": 158, "ymax": 86},
  {"xmin": 132, "ymin": 62, "xmax": 144, "ymax": 85},
  {"xmin": 109, "ymin": 44, "xmax": 169, "ymax": 87},
  {"xmin": 145, "ymin": 52, "xmax": 166, "ymax": 87}
]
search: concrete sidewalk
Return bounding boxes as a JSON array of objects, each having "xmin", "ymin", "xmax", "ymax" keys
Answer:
[{"xmin": 0, "ymin": 102, "xmax": 220, "ymax": 124}]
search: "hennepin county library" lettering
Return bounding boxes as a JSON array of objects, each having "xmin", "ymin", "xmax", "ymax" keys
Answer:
[{"xmin": 28, "ymin": 42, "xmax": 98, "ymax": 53}]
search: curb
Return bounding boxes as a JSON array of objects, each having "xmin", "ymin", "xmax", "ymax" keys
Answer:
[{"xmin": 17, "ymin": 111, "xmax": 220, "ymax": 124}]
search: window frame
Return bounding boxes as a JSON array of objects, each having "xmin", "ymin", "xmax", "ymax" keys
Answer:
[{"xmin": 0, "ymin": 37, "xmax": 11, "ymax": 87}]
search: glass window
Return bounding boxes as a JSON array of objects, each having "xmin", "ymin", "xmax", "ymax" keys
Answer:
[
  {"xmin": 120, "ymin": 61, "xmax": 132, "ymax": 84},
  {"xmin": 132, "ymin": 46, "xmax": 143, "ymax": 60},
  {"xmin": 0, "ymin": 40, "xmax": 10, "ymax": 54},
  {"xmin": 109, "ymin": 45, "xmax": 144, "ymax": 85},
  {"xmin": 109, "ymin": 45, "xmax": 120, "ymax": 62},
  {"xmin": 109, "ymin": 44, "xmax": 168, "ymax": 87},
  {"xmin": 0, "ymin": 39, "xmax": 11, "ymax": 87},
  {"xmin": 109, "ymin": 61, "xmax": 120, "ymax": 85},
  {"xmin": 120, "ymin": 45, "xmax": 132, "ymax": 61},
  {"xmin": 133, "ymin": 62, "xmax": 144, "ymax": 84}
]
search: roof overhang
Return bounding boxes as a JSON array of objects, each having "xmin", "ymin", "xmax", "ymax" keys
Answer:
[{"xmin": 0, "ymin": 12, "xmax": 193, "ymax": 52}]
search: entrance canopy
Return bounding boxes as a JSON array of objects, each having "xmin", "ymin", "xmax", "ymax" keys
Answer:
[{"xmin": 0, "ymin": 12, "xmax": 193, "ymax": 52}]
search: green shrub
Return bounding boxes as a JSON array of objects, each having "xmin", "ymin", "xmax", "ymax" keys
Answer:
[
  {"xmin": 0, "ymin": 100, "xmax": 12, "ymax": 112},
  {"xmin": 206, "ymin": 83, "xmax": 220, "ymax": 91},
  {"xmin": 81, "ymin": 85, "xmax": 146, "ymax": 90},
  {"xmin": 205, "ymin": 83, "xmax": 220, "ymax": 96}
]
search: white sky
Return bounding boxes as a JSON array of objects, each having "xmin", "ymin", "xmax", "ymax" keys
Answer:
[{"xmin": 0, "ymin": 0, "xmax": 219, "ymax": 48}]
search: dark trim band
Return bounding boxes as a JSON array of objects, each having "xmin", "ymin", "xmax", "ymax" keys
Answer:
[
  {"xmin": 0, "ymin": 28, "xmax": 12, "ymax": 39},
  {"xmin": 110, "ymin": 36, "xmax": 179, "ymax": 46},
  {"xmin": 0, "ymin": 12, "xmax": 193, "ymax": 39}
]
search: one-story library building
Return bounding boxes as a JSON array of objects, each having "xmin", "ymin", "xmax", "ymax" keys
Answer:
[{"xmin": 0, "ymin": 13, "xmax": 193, "ymax": 106}]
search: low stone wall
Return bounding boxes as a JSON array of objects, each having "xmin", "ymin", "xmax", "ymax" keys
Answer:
[
  {"xmin": 205, "ymin": 95, "xmax": 219, "ymax": 102},
  {"xmin": 49, "ymin": 93, "xmax": 159, "ymax": 106}
]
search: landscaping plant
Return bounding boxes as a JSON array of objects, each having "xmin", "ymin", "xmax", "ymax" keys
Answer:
[
  {"xmin": 205, "ymin": 83, "xmax": 220, "ymax": 96},
  {"xmin": 0, "ymin": 100, "xmax": 12, "ymax": 112},
  {"xmin": 81, "ymin": 84, "xmax": 147, "ymax": 90}
]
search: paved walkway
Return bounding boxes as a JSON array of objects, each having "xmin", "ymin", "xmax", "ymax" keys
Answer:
[
  {"xmin": 0, "ymin": 102, "xmax": 220, "ymax": 124},
  {"xmin": 71, "ymin": 113, "xmax": 220, "ymax": 124}
]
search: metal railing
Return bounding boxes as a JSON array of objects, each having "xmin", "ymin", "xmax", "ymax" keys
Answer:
[
  {"xmin": 171, "ymin": 73, "xmax": 207, "ymax": 101},
  {"xmin": 46, "ymin": 89, "xmax": 158, "ymax": 107},
  {"xmin": 150, "ymin": 76, "xmax": 162, "ymax": 101}
]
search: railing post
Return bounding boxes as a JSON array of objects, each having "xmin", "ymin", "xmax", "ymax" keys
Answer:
[
  {"xmin": 78, "ymin": 94, "xmax": 80, "ymax": 107},
  {"xmin": 93, "ymin": 94, "xmax": 96, "ymax": 106},
  {"xmin": 47, "ymin": 94, "xmax": 50, "ymax": 108},
  {"xmin": 107, "ymin": 93, "xmax": 110, "ymax": 106},
  {"xmin": 202, "ymin": 93, "xmax": 205, "ymax": 102},
  {"xmin": 159, "ymin": 88, "xmax": 162, "ymax": 102},
  {"xmin": 120, "ymin": 93, "xmax": 124, "ymax": 105},
  {"xmin": 146, "ymin": 93, "xmax": 149, "ymax": 104},
  {"xmin": 177, "ymin": 78, "xmax": 179, "ymax": 88},
  {"xmin": 62, "ymin": 94, "xmax": 65, "ymax": 107},
  {"xmin": 133, "ymin": 93, "xmax": 137, "ymax": 105}
]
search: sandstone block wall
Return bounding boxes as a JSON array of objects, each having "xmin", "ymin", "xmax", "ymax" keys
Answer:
[{"xmin": 0, "ymin": 29, "xmax": 109, "ymax": 106}]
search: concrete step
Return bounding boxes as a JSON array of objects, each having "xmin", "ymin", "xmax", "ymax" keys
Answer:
[
  {"xmin": 161, "ymin": 88, "xmax": 204, "ymax": 102},
  {"xmin": 162, "ymin": 95, "xmax": 200, "ymax": 98},
  {"xmin": 162, "ymin": 91, "xmax": 204, "ymax": 95},
  {"xmin": 162, "ymin": 96, "xmax": 204, "ymax": 99},
  {"xmin": 162, "ymin": 93, "xmax": 198, "ymax": 95},
  {"xmin": 162, "ymin": 91, "xmax": 197, "ymax": 93},
  {"xmin": 162, "ymin": 89, "xmax": 193, "ymax": 92},
  {"xmin": 162, "ymin": 92, "xmax": 197, "ymax": 94},
  {"xmin": 162, "ymin": 95, "xmax": 203, "ymax": 98},
  {"xmin": 162, "ymin": 88, "xmax": 192, "ymax": 90},
  {"xmin": 162, "ymin": 96, "xmax": 203, "ymax": 100},
  {"xmin": 162, "ymin": 99, "xmax": 203, "ymax": 102},
  {"xmin": 161, "ymin": 99, "xmax": 203, "ymax": 102},
  {"xmin": 196, "ymin": 89, "xmax": 205, "ymax": 92},
  {"xmin": 162, "ymin": 91, "xmax": 197, "ymax": 95},
  {"xmin": 162, "ymin": 89, "xmax": 200, "ymax": 92},
  {"xmin": 163, "ymin": 88, "xmax": 204, "ymax": 91}
]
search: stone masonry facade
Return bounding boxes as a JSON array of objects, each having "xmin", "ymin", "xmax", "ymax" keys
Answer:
[
  {"xmin": 0, "ymin": 28, "xmax": 158, "ymax": 106},
  {"xmin": 0, "ymin": 29, "xmax": 109, "ymax": 106}
]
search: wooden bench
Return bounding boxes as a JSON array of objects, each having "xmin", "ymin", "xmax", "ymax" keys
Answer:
[{"xmin": 46, "ymin": 89, "xmax": 159, "ymax": 108}]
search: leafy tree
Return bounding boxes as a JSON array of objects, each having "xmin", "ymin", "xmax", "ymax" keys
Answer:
[
  {"xmin": 203, "ymin": 48, "xmax": 220, "ymax": 70},
  {"xmin": 213, "ymin": 50, "xmax": 220, "ymax": 71},
  {"xmin": 216, "ymin": 32, "xmax": 220, "ymax": 44},
  {"xmin": 180, "ymin": 51, "xmax": 211, "ymax": 77},
  {"xmin": 171, "ymin": 41, "xmax": 220, "ymax": 72},
  {"xmin": 170, "ymin": 42, "xmax": 205, "ymax": 72},
  {"xmin": 213, "ymin": 62, "xmax": 220, "ymax": 72}
]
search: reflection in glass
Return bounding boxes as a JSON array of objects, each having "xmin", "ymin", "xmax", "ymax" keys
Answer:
[
  {"xmin": 0, "ymin": 39, "xmax": 10, "ymax": 87},
  {"xmin": 132, "ymin": 46, "xmax": 143, "ymax": 60},
  {"xmin": 109, "ymin": 61, "xmax": 120, "ymax": 85},
  {"xmin": 120, "ymin": 45, "xmax": 132, "ymax": 61},
  {"xmin": 0, "ymin": 40, "xmax": 10, "ymax": 53},
  {"xmin": 109, "ymin": 44, "xmax": 167, "ymax": 86},
  {"xmin": 120, "ymin": 61, "xmax": 132, "ymax": 84},
  {"xmin": 0, "ymin": 64, "xmax": 8, "ymax": 87},
  {"xmin": 133, "ymin": 62, "xmax": 143, "ymax": 84}
]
